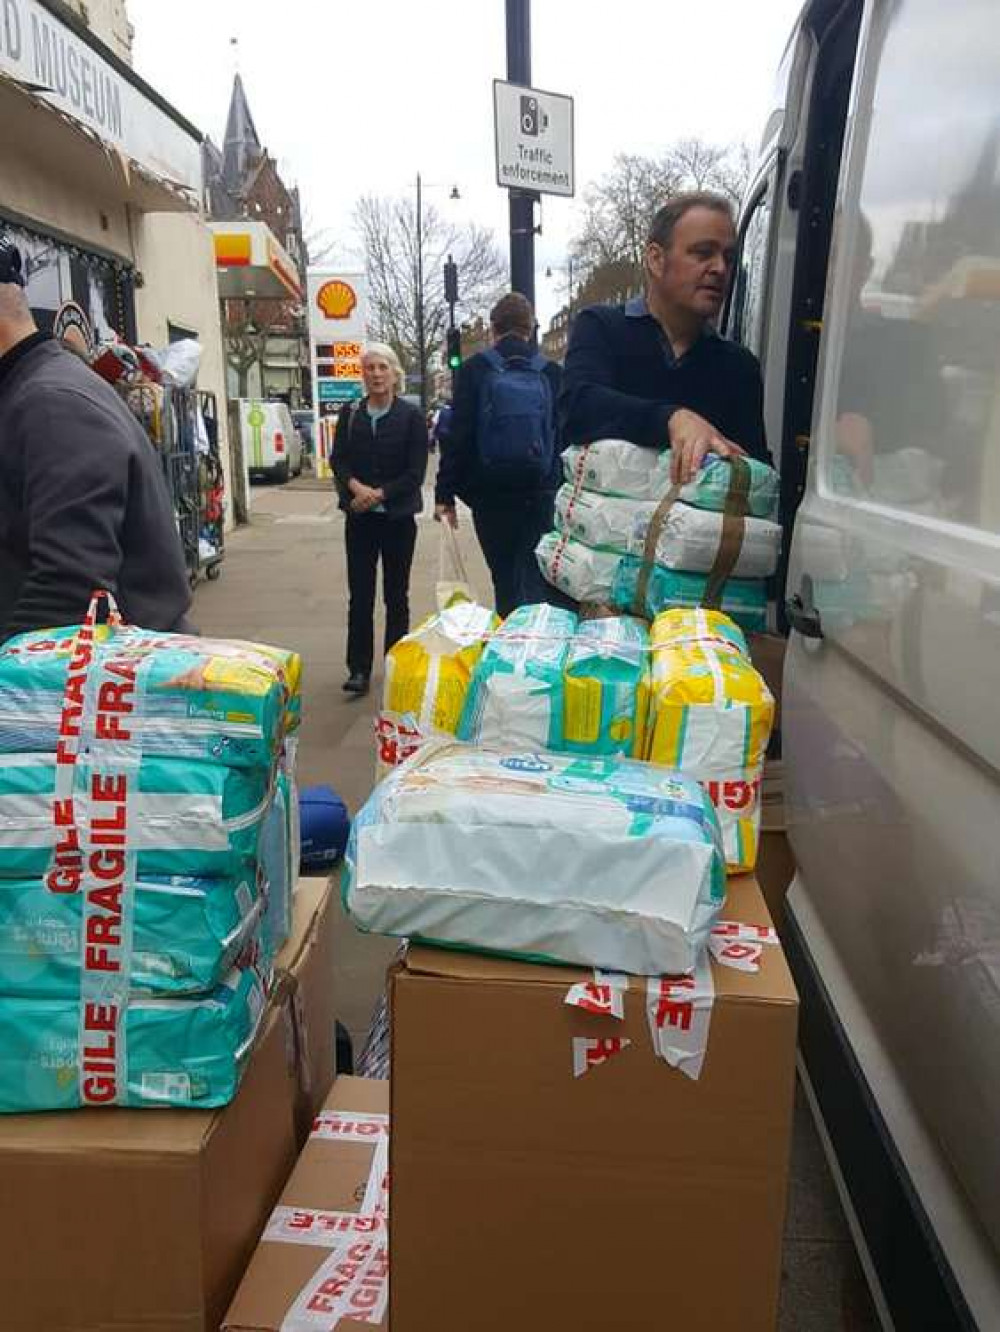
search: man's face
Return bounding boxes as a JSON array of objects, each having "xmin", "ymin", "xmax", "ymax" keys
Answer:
[{"xmin": 647, "ymin": 207, "xmax": 737, "ymax": 322}]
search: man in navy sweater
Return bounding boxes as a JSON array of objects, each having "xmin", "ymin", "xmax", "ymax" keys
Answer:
[{"xmin": 560, "ymin": 192, "xmax": 770, "ymax": 483}]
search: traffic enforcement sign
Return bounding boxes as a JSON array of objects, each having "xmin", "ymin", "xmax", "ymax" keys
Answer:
[
  {"xmin": 493, "ymin": 79, "xmax": 575, "ymax": 198},
  {"xmin": 318, "ymin": 380, "xmax": 363, "ymax": 402}
]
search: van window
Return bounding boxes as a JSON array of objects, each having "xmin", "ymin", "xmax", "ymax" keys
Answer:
[
  {"xmin": 822, "ymin": 0, "xmax": 1000, "ymax": 533},
  {"xmin": 730, "ymin": 185, "xmax": 771, "ymax": 360}
]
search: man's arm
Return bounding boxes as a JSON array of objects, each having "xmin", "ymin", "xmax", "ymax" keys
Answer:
[
  {"xmin": 8, "ymin": 387, "xmax": 130, "ymax": 635},
  {"xmin": 381, "ymin": 407, "xmax": 429, "ymax": 502},
  {"xmin": 434, "ymin": 359, "xmax": 478, "ymax": 515},
  {"xmin": 559, "ymin": 308, "xmax": 675, "ymax": 448}
]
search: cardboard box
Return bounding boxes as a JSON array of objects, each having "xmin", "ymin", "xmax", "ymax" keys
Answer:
[
  {"xmin": 275, "ymin": 877, "xmax": 339, "ymax": 1143},
  {"xmin": 223, "ymin": 1076, "xmax": 389, "ymax": 1332},
  {"xmin": 0, "ymin": 998, "xmax": 299, "ymax": 1332},
  {"xmin": 390, "ymin": 875, "xmax": 798, "ymax": 1332}
]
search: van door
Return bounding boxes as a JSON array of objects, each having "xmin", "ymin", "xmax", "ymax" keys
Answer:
[{"xmin": 785, "ymin": 0, "xmax": 1000, "ymax": 1324}]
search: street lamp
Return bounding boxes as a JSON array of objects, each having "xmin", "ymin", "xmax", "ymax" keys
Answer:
[{"xmin": 415, "ymin": 173, "xmax": 460, "ymax": 412}]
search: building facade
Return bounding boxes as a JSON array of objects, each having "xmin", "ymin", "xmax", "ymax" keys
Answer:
[{"xmin": 0, "ymin": 0, "xmax": 236, "ymax": 525}]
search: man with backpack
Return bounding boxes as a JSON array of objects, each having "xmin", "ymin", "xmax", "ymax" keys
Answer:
[{"xmin": 434, "ymin": 293, "xmax": 562, "ymax": 617}]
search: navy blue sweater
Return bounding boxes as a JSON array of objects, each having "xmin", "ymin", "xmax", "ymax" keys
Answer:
[{"xmin": 559, "ymin": 298, "xmax": 770, "ymax": 462}]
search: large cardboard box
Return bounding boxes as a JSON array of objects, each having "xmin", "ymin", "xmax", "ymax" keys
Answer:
[
  {"xmin": 274, "ymin": 877, "xmax": 339, "ymax": 1142},
  {"xmin": 757, "ymin": 760, "xmax": 796, "ymax": 931},
  {"xmin": 224, "ymin": 1076, "xmax": 389, "ymax": 1331},
  {"xmin": 0, "ymin": 999, "xmax": 299, "ymax": 1332},
  {"xmin": 390, "ymin": 874, "xmax": 798, "ymax": 1332}
]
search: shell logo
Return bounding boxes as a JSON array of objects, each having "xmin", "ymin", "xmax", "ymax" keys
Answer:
[{"xmin": 316, "ymin": 279, "xmax": 358, "ymax": 320}]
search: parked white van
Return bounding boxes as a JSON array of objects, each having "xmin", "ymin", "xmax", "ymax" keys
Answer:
[
  {"xmin": 238, "ymin": 400, "xmax": 303, "ymax": 484},
  {"xmin": 730, "ymin": 2, "xmax": 1000, "ymax": 1326}
]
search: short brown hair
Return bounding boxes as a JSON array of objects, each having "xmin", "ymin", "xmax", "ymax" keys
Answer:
[
  {"xmin": 646, "ymin": 191, "xmax": 735, "ymax": 252},
  {"xmin": 490, "ymin": 292, "xmax": 535, "ymax": 339}
]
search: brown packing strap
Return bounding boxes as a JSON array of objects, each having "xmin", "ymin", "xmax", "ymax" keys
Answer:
[
  {"xmin": 631, "ymin": 482, "xmax": 682, "ymax": 617},
  {"xmin": 702, "ymin": 455, "xmax": 752, "ymax": 610}
]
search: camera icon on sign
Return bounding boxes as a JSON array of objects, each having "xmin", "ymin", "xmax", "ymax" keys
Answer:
[{"xmin": 520, "ymin": 95, "xmax": 549, "ymax": 137}]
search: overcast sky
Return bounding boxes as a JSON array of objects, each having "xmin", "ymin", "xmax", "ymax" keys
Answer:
[{"xmin": 130, "ymin": 0, "xmax": 803, "ymax": 323}]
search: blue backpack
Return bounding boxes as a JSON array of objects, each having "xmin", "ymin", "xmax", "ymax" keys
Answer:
[{"xmin": 476, "ymin": 348, "xmax": 554, "ymax": 485}]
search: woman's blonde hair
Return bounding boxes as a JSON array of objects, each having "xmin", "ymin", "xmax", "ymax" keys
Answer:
[{"xmin": 362, "ymin": 342, "xmax": 407, "ymax": 394}]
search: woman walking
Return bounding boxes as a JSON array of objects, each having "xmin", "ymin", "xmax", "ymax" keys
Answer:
[{"xmin": 332, "ymin": 343, "xmax": 428, "ymax": 696}]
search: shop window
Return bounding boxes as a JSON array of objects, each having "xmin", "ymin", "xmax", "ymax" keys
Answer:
[{"xmin": 5, "ymin": 222, "xmax": 132, "ymax": 344}]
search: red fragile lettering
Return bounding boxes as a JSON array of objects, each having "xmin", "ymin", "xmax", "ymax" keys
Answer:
[
  {"xmin": 46, "ymin": 805, "xmax": 83, "ymax": 895},
  {"xmin": 588, "ymin": 1038, "xmax": 626, "ymax": 1068},
  {"xmin": 81, "ymin": 999, "xmax": 119, "ymax": 1104},
  {"xmin": 654, "ymin": 977, "xmax": 695, "ymax": 1032},
  {"xmin": 289, "ymin": 1211, "xmax": 315, "ymax": 1231},
  {"xmin": 308, "ymin": 1280, "xmax": 348, "ymax": 1314},
  {"xmin": 581, "ymin": 983, "xmax": 613, "ymax": 1012}
]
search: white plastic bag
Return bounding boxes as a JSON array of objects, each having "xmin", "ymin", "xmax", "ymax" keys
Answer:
[{"xmin": 436, "ymin": 522, "xmax": 476, "ymax": 611}]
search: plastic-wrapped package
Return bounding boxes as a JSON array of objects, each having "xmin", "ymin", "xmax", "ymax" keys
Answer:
[
  {"xmin": 645, "ymin": 609, "xmax": 775, "ymax": 872},
  {"xmin": 536, "ymin": 532, "xmax": 620, "ymax": 604},
  {"xmin": 554, "ymin": 487, "xmax": 780, "ymax": 577},
  {"xmin": 562, "ymin": 617, "xmax": 650, "ymax": 757},
  {"xmin": 0, "ymin": 871, "xmax": 263, "ymax": 997},
  {"xmin": 0, "ymin": 965, "xmax": 266, "ymax": 1112},
  {"xmin": 563, "ymin": 440, "xmax": 779, "ymax": 518},
  {"xmin": 612, "ymin": 558, "xmax": 769, "ymax": 632},
  {"xmin": 344, "ymin": 742, "xmax": 726, "ymax": 975},
  {"xmin": 0, "ymin": 752, "xmax": 270, "ymax": 881},
  {"xmin": 259, "ymin": 772, "xmax": 295, "ymax": 959},
  {"xmin": 0, "ymin": 626, "xmax": 301, "ymax": 768},
  {"xmin": 377, "ymin": 602, "xmax": 498, "ymax": 775},
  {"xmin": 457, "ymin": 604, "xmax": 577, "ymax": 751}
]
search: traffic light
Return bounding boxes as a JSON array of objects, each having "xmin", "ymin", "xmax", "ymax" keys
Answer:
[
  {"xmin": 446, "ymin": 327, "xmax": 462, "ymax": 371},
  {"xmin": 443, "ymin": 256, "xmax": 459, "ymax": 306}
]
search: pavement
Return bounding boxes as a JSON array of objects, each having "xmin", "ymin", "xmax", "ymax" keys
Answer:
[{"xmin": 193, "ymin": 473, "xmax": 883, "ymax": 1331}]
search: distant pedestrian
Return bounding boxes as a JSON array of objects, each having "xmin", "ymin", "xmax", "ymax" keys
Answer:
[
  {"xmin": 434, "ymin": 293, "xmax": 562, "ymax": 617},
  {"xmin": 332, "ymin": 343, "xmax": 428, "ymax": 696},
  {"xmin": 431, "ymin": 400, "xmax": 454, "ymax": 454}
]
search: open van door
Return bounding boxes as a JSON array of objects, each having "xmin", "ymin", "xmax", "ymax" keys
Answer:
[{"xmin": 739, "ymin": 0, "xmax": 1000, "ymax": 1326}]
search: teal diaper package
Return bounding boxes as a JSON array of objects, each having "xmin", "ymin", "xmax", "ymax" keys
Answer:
[
  {"xmin": 0, "ymin": 872, "xmax": 263, "ymax": 998},
  {"xmin": 0, "ymin": 965, "xmax": 266, "ymax": 1112},
  {"xmin": 612, "ymin": 560, "xmax": 769, "ymax": 633},
  {"xmin": 0, "ymin": 625, "xmax": 301, "ymax": 768},
  {"xmin": 0, "ymin": 752, "xmax": 270, "ymax": 881},
  {"xmin": 562, "ymin": 617, "xmax": 650, "ymax": 758},
  {"xmin": 259, "ymin": 771, "xmax": 295, "ymax": 960}
]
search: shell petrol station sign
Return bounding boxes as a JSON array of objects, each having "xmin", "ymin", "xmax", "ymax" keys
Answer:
[{"xmin": 307, "ymin": 271, "xmax": 370, "ymax": 478}]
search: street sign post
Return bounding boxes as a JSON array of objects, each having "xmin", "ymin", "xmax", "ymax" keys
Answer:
[{"xmin": 493, "ymin": 79, "xmax": 575, "ymax": 199}]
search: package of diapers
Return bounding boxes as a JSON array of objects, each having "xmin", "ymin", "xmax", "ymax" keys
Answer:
[
  {"xmin": 0, "ymin": 625, "xmax": 301, "ymax": 768},
  {"xmin": 0, "ymin": 964, "xmax": 266, "ymax": 1112},
  {"xmin": 457, "ymin": 604, "xmax": 577, "ymax": 750},
  {"xmin": 612, "ymin": 558, "xmax": 769, "ymax": 632},
  {"xmin": 377, "ymin": 601, "xmax": 498, "ymax": 776},
  {"xmin": 536, "ymin": 532, "xmax": 621, "ymax": 605},
  {"xmin": 564, "ymin": 440, "xmax": 779, "ymax": 518},
  {"xmin": 259, "ymin": 771, "xmax": 295, "ymax": 959},
  {"xmin": 562, "ymin": 617, "xmax": 650, "ymax": 758},
  {"xmin": 646, "ymin": 609, "xmax": 775, "ymax": 873},
  {"xmin": 344, "ymin": 741, "xmax": 725, "ymax": 975},
  {"xmin": 0, "ymin": 752, "xmax": 270, "ymax": 881},
  {"xmin": 554, "ymin": 487, "xmax": 780, "ymax": 578},
  {"xmin": 0, "ymin": 870, "xmax": 263, "ymax": 997}
]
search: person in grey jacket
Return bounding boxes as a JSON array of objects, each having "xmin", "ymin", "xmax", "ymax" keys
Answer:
[{"xmin": 0, "ymin": 239, "xmax": 193, "ymax": 642}]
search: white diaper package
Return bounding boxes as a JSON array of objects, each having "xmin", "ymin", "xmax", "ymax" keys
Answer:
[
  {"xmin": 345, "ymin": 741, "xmax": 726, "ymax": 976},
  {"xmin": 535, "ymin": 532, "xmax": 620, "ymax": 605}
]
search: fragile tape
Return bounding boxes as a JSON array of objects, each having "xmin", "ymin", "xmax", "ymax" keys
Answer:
[
  {"xmin": 646, "ymin": 953, "xmax": 716, "ymax": 1081},
  {"xmin": 265, "ymin": 1206, "xmax": 386, "ymax": 1248},
  {"xmin": 310, "ymin": 1110, "xmax": 390, "ymax": 1144},
  {"xmin": 564, "ymin": 969, "xmax": 629, "ymax": 1020},
  {"xmin": 281, "ymin": 1239, "xmax": 389, "ymax": 1331},
  {"xmin": 709, "ymin": 920, "xmax": 779, "ymax": 974},
  {"xmin": 572, "ymin": 1035, "xmax": 631, "ymax": 1078}
]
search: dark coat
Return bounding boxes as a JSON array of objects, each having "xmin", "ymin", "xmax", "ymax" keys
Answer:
[
  {"xmin": 0, "ymin": 336, "xmax": 192, "ymax": 641},
  {"xmin": 332, "ymin": 396, "xmax": 428, "ymax": 518}
]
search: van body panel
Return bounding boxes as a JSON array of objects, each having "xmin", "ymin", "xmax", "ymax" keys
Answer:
[
  {"xmin": 239, "ymin": 400, "xmax": 303, "ymax": 482},
  {"xmin": 743, "ymin": 0, "xmax": 1000, "ymax": 1321}
]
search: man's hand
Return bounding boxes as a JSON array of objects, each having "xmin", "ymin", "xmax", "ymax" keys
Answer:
[
  {"xmin": 349, "ymin": 483, "xmax": 383, "ymax": 513},
  {"xmin": 668, "ymin": 408, "xmax": 745, "ymax": 485},
  {"xmin": 434, "ymin": 503, "xmax": 458, "ymax": 530}
]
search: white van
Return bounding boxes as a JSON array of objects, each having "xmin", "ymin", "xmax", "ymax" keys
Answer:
[
  {"xmin": 731, "ymin": 2, "xmax": 1000, "ymax": 1326},
  {"xmin": 238, "ymin": 400, "xmax": 303, "ymax": 484}
]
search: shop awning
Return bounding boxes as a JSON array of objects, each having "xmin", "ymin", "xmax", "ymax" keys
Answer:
[{"xmin": 211, "ymin": 221, "xmax": 304, "ymax": 302}]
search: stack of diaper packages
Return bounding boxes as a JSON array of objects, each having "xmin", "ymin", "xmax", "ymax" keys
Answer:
[
  {"xmin": 646, "ymin": 608, "xmax": 775, "ymax": 874},
  {"xmin": 536, "ymin": 438, "xmax": 782, "ymax": 631},
  {"xmin": 0, "ymin": 594, "xmax": 301, "ymax": 1112}
]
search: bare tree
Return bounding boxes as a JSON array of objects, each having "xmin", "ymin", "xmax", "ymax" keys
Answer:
[
  {"xmin": 570, "ymin": 137, "xmax": 754, "ymax": 296},
  {"xmin": 224, "ymin": 299, "xmax": 268, "ymax": 398},
  {"xmin": 353, "ymin": 195, "xmax": 507, "ymax": 393}
]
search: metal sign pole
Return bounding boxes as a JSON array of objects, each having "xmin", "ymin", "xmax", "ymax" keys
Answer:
[{"xmin": 506, "ymin": 0, "xmax": 536, "ymax": 306}]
